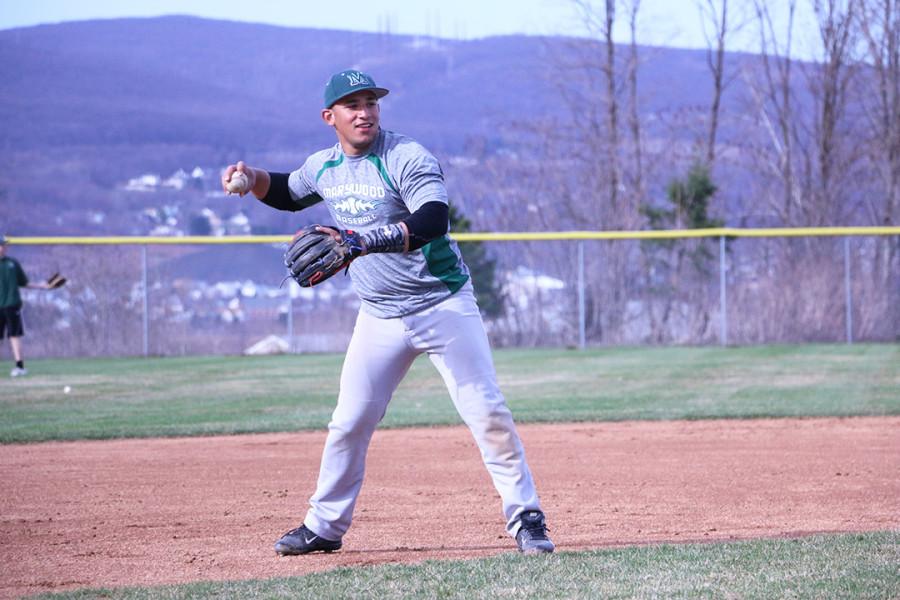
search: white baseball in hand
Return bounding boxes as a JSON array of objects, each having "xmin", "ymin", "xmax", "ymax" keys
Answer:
[{"xmin": 226, "ymin": 170, "xmax": 250, "ymax": 194}]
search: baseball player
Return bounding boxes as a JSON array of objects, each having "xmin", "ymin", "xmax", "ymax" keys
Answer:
[
  {"xmin": 0, "ymin": 235, "xmax": 56, "ymax": 377},
  {"xmin": 222, "ymin": 69, "xmax": 554, "ymax": 555}
]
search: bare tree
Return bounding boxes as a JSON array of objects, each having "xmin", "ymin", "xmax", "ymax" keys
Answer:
[
  {"xmin": 700, "ymin": 0, "xmax": 729, "ymax": 166},
  {"xmin": 810, "ymin": 0, "xmax": 860, "ymax": 224},
  {"xmin": 746, "ymin": 0, "xmax": 861, "ymax": 225},
  {"xmin": 626, "ymin": 0, "xmax": 646, "ymax": 198},
  {"xmin": 855, "ymin": 0, "xmax": 900, "ymax": 339},
  {"xmin": 746, "ymin": 0, "xmax": 800, "ymax": 223},
  {"xmin": 734, "ymin": 0, "xmax": 898, "ymax": 343},
  {"xmin": 503, "ymin": 0, "xmax": 649, "ymax": 344},
  {"xmin": 698, "ymin": 0, "xmax": 748, "ymax": 166},
  {"xmin": 567, "ymin": 1, "xmax": 626, "ymax": 214},
  {"xmin": 603, "ymin": 0, "xmax": 623, "ymax": 209},
  {"xmin": 858, "ymin": 0, "xmax": 900, "ymax": 227}
]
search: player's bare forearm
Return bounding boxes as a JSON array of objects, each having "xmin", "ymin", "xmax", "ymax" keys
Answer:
[
  {"xmin": 247, "ymin": 168, "xmax": 271, "ymax": 199},
  {"xmin": 398, "ymin": 221, "xmax": 410, "ymax": 252}
]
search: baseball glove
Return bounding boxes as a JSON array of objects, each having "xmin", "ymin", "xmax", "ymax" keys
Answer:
[
  {"xmin": 47, "ymin": 272, "xmax": 67, "ymax": 289},
  {"xmin": 284, "ymin": 225, "xmax": 363, "ymax": 287}
]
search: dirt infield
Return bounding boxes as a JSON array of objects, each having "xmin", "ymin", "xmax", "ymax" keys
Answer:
[{"xmin": 3, "ymin": 417, "xmax": 899, "ymax": 598}]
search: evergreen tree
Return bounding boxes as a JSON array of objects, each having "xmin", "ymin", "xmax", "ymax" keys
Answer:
[
  {"xmin": 641, "ymin": 161, "xmax": 725, "ymax": 270},
  {"xmin": 638, "ymin": 161, "xmax": 727, "ymax": 341},
  {"xmin": 188, "ymin": 213, "xmax": 212, "ymax": 236}
]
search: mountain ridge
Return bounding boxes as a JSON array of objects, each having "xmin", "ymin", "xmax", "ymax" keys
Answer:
[{"xmin": 1, "ymin": 16, "xmax": 761, "ymax": 236}]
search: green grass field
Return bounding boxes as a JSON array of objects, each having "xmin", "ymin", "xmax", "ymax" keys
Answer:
[
  {"xmin": 1, "ymin": 344, "xmax": 898, "ymax": 443},
  {"xmin": 35, "ymin": 532, "xmax": 900, "ymax": 599},
  {"xmin": 5, "ymin": 344, "xmax": 899, "ymax": 599}
]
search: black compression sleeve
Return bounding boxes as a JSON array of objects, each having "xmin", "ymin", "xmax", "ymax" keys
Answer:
[
  {"xmin": 403, "ymin": 201, "xmax": 449, "ymax": 250},
  {"xmin": 259, "ymin": 172, "xmax": 298, "ymax": 211}
]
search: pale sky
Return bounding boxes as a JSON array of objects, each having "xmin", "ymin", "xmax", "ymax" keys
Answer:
[{"xmin": 1, "ymin": 0, "xmax": 819, "ymax": 58}]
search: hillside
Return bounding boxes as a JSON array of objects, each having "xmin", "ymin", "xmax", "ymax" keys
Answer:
[{"xmin": 0, "ymin": 16, "xmax": 754, "ymax": 239}]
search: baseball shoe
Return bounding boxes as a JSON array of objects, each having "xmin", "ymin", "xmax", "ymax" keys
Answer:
[
  {"xmin": 10, "ymin": 367, "xmax": 27, "ymax": 377},
  {"xmin": 274, "ymin": 524, "xmax": 342, "ymax": 556},
  {"xmin": 515, "ymin": 510, "xmax": 555, "ymax": 554}
]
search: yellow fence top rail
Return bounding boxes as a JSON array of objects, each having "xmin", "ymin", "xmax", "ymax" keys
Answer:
[{"xmin": 7, "ymin": 226, "xmax": 900, "ymax": 245}]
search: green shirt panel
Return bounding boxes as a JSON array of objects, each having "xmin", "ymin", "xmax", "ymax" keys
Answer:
[{"xmin": 0, "ymin": 257, "xmax": 27, "ymax": 308}]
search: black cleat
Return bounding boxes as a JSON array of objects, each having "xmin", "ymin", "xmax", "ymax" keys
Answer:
[
  {"xmin": 515, "ymin": 510, "xmax": 555, "ymax": 554},
  {"xmin": 274, "ymin": 524, "xmax": 342, "ymax": 556}
]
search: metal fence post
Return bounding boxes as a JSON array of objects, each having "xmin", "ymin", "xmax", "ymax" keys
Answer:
[
  {"xmin": 141, "ymin": 245, "xmax": 149, "ymax": 357},
  {"xmin": 578, "ymin": 240, "xmax": 586, "ymax": 349},
  {"xmin": 286, "ymin": 281, "xmax": 294, "ymax": 352},
  {"xmin": 844, "ymin": 236, "xmax": 853, "ymax": 345},
  {"xmin": 719, "ymin": 236, "xmax": 728, "ymax": 346}
]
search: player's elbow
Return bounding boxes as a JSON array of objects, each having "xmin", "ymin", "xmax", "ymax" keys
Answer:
[{"xmin": 404, "ymin": 201, "xmax": 449, "ymax": 251}]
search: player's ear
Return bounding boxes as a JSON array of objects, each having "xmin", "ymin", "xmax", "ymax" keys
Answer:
[{"xmin": 321, "ymin": 108, "xmax": 335, "ymax": 126}]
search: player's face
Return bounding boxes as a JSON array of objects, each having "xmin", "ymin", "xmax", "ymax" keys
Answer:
[{"xmin": 322, "ymin": 90, "xmax": 381, "ymax": 155}]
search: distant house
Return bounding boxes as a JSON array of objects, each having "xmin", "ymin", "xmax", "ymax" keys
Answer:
[
  {"xmin": 226, "ymin": 212, "xmax": 251, "ymax": 235},
  {"xmin": 124, "ymin": 173, "xmax": 161, "ymax": 192},
  {"xmin": 162, "ymin": 169, "xmax": 190, "ymax": 190}
]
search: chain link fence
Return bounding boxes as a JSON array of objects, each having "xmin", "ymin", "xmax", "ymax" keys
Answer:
[{"xmin": 7, "ymin": 228, "xmax": 898, "ymax": 359}]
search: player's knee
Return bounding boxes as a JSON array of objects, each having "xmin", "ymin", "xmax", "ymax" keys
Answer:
[
  {"xmin": 328, "ymin": 400, "xmax": 387, "ymax": 437},
  {"xmin": 327, "ymin": 419, "xmax": 376, "ymax": 447},
  {"xmin": 460, "ymin": 397, "xmax": 514, "ymax": 434},
  {"xmin": 457, "ymin": 381, "xmax": 506, "ymax": 413}
]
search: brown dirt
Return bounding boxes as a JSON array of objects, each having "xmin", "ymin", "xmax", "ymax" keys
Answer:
[{"xmin": 2, "ymin": 417, "xmax": 899, "ymax": 599}]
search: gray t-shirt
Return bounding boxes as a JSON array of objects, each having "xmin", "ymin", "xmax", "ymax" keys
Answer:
[{"xmin": 287, "ymin": 129, "xmax": 470, "ymax": 318}]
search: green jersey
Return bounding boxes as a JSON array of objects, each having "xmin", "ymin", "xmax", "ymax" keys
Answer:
[{"xmin": 0, "ymin": 256, "xmax": 27, "ymax": 308}]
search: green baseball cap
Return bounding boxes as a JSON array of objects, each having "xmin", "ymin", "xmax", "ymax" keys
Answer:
[{"xmin": 323, "ymin": 70, "xmax": 389, "ymax": 108}]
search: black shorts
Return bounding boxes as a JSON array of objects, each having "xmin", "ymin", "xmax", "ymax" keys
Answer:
[{"xmin": 0, "ymin": 305, "xmax": 24, "ymax": 339}]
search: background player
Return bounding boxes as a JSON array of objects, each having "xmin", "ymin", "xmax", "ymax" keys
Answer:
[
  {"xmin": 221, "ymin": 69, "xmax": 554, "ymax": 555},
  {"xmin": 0, "ymin": 235, "xmax": 54, "ymax": 377}
]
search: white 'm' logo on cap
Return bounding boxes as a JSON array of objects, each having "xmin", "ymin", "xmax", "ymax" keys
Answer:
[{"xmin": 346, "ymin": 72, "xmax": 369, "ymax": 87}]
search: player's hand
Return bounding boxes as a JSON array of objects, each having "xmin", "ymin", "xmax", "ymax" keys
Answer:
[
  {"xmin": 313, "ymin": 225, "xmax": 342, "ymax": 242},
  {"xmin": 222, "ymin": 161, "xmax": 256, "ymax": 196},
  {"xmin": 312, "ymin": 226, "xmax": 366, "ymax": 256}
]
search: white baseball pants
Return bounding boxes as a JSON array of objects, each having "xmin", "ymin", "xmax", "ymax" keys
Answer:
[{"xmin": 303, "ymin": 283, "xmax": 543, "ymax": 541}]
